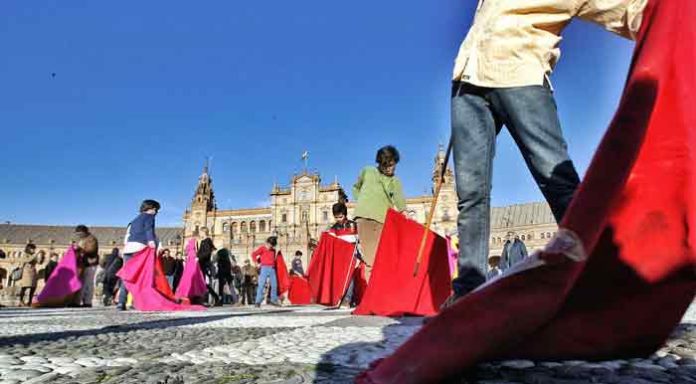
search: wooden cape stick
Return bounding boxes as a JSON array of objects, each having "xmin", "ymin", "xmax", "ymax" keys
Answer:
[{"xmin": 413, "ymin": 138, "xmax": 454, "ymax": 276}]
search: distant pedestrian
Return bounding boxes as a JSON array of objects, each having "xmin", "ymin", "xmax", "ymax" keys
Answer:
[
  {"xmin": 501, "ymin": 232, "xmax": 528, "ymax": 270},
  {"xmin": 292, "ymin": 251, "xmax": 305, "ymax": 276},
  {"xmin": 252, "ymin": 236, "xmax": 281, "ymax": 307},
  {"xmin": 160, "ymin": 249, "xmax": 176, "ymax": 290},
  {"xmin": 487, "ymin": 255, "xmax": 503, "ymax": 280},
  {"xmin": 74, "ymin": 225, "xmax": 99, "ymax": 307},
  {"xmin": 102, "ymin": 248, "xmax": 122, "ymax": 306},
  {"xmin": 173, "ymin": 252, "xmax": 184, "ymax": 292},
  {"xmin": 44, "ymin": 253, "xmax": 59, "ymax": 281},
  {"xmin": 241, "ymin": 260, "xmax": 257, "ymax": 305},
  {"xmin": 18, "ymin": 244, "xmax": 38, "ymax": 307},
  {"xmin": 216, "ymin": 248, "xmax": 233, "ymax": 306},
  {"xmin": 118, "ymin": 199, "xmax": 160, "ymax": 311},
  {"xmin": 197, "ymin": 227, "xmax": 221, "ymax": 306}
]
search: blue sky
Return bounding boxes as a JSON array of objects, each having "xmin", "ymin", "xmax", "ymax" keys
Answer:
[{"xmin": 1, "ymin": 1, "xmax": 636, "ymax": 227}]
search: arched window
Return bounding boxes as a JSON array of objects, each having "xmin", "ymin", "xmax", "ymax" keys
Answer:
[
  {"xmin": 259, "ymin": 220, "xmax": 266, "ymax": 233},
  {"xmin": 241, "ymin": 222, "xmax": 247, "ymax": 233},
  {"xmin": 527, "ymin": 233, "xmax": 533, "ymax": 240},
  {"xmin": 222, "ymin": 222, "xmax": 229, "ymax": 233},
  {"xmin": 546, "ymin": 232, "xmax": 551, "ymax": 239},
  {"xmin": 521, "ymin": 235, "xmax": 526, "ymax": 241},
  {"xmin": 250, "ymin": 221, "xmax": 257, "ymax": 233}
]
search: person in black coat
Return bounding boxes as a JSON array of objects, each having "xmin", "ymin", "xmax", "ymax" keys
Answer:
[
  {"xmin": 197, "ymin": 227, "xmax": 221, "ymax": 306},
  {"xmin": 44, "ymin": 253, "xmax": 59, "ymax": 281},
  {"xmin": 216, "ymin": 248, "xmax": 234, "ymax": 305},
  {"xmin": 102, "ymin": 248, "xmax": 123, "ymax": 306}
]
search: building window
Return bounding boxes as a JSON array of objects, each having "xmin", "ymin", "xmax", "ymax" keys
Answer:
[
  {"xmin": 527, "ymin": 233, "xmax": 533, "ymax": 240},
  {"xmin": 546, "ymin": 232, "xmax": 551, "ymax": 239},
  {"xmin": 521, "ymin": 235, "xmax": 526, "ymax": 241},
  {"xmin": 281, "ymin": 214, "xmax": 287, "ymax": 223},
  {"xmin": 259, "ymin": 220, "xmax": 266, "ymax": 233},
  {"xmin": 322, "ymin": 211, "xmax": 329, "ymax": 223},
  {"xmin": 241, "ymin": 222, "xmax": 247, "ymax": 233},
  {"xmin": 250, "ymin": 221, "xmax": 256, "ymax": 233},
  {"xmin": 231, "ymin": 223, "xmax": 237, "ymax": 238},
  {"xmin": 301, "ymin": 211, "xmax": 309, "ymax": 223},
  {"xmin": 222, "ymin": 222, "xmax": 229, "ymax": 233}
]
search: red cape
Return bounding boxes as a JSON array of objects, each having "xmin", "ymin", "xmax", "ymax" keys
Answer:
[
  {"xmin": 307, "ymin": 232, "xmax": 361, "ymax": 306},
  {"xmin": 353, "ymin": 210, "xmax": 452, "ymax": 317},
  {"xmin": 357, "ymin": 1, "xmax": 696, "ymax": 382},
  {"xmin": 275, "ymin": 252, "xmax": 290, "ymax": 297},
  {"xmin": 288, "ymin": 275, "xmax": 313, "ymax": 305}
]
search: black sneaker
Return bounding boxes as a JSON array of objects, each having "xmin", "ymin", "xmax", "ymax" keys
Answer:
[{"xmin": 116, "ymin": 305, "xmax": 126, "ymax": 311}]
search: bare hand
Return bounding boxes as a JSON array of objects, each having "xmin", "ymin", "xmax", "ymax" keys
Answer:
[{"xmin": 148, "ymin": 241, "xmax": 156, "ymax": 249}]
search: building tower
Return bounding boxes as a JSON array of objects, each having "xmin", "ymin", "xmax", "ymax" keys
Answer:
[
  {"xmin": 186, "ymin": 161, "xmax": 217, "ymax": 238},
  {"xmin": 432, "ymin": 144, "xmax": 457, "ymax": 235}
]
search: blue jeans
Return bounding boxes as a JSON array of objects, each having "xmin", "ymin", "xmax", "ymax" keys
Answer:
[
  {"xmin": 117, "ymin": 253, "xmax": 134, "ymax": 306},
  {"xmin": 255, "ymin": 266, "xmax": 278, "ymax": 304},
  {"xmin": 450, "ymin": 82, "xmax": 580, "ymax": 295}
]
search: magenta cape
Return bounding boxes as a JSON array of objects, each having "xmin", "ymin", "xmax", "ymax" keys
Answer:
[
  {"xmin": 118, "ymin": 247, "xmax": 204, "ymax": 311},
  {"xmin": 174, "ymin": 239, "xmax": 207, "ymax": 300},
  {"xmin": 357, "ymin": 0, "xmax": 696, "ymax": 382},
  {"xmin": 34, "ymin": 246, "xmax": 82, "ymax": 307}
]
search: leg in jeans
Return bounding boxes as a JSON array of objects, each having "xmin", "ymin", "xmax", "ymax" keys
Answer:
[
  {"xmin": 490, "ymin": 86, "xmax": 580, "ymax": 222},
  {"xmin": 255, "ymin": 267, "xmax": 271, "ymax": 304},
  {"xmin": 267, "ymin": 268, "xmax": 278, "ymax": 303},
  {"xmin": 118, "ymin": 254, "xmax": 134, "ymax": 307},
  {"xmin": 451, "ymin": 82, "xmax": 502, "ymax": 296}
]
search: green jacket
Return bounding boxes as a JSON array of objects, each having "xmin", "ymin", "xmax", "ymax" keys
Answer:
[{"xmin": 352, "ymin": 166, "xmax": 406, "ymax": 223}]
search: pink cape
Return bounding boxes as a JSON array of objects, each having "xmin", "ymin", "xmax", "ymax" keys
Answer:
[
  {"xmin": 353, "ymin": 210, "xmax": 452, "ymax": 317},
  {"xmin": 34, "ymin": 246, "xmax": 82, "ymax": 307},
  {"xmin": 174, "ymin": 239, "xmax": 208, "ymax": 300},
  {"xmin": 118, "ymin": 247, "xmax": 204, "ymax": 311},
  {"xmin": 357, "ymin": 0, "xmax": 696, "ymax": 382}
]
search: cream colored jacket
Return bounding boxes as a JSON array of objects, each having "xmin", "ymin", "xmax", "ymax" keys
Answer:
[{"xmin": 453, "ymin": 0, "xmax": 648, "ymax": 87}]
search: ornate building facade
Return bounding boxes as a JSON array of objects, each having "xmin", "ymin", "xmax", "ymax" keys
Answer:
[{"xmin": 182, "ymin": 148, "xmax": 460, "ymax": 268}]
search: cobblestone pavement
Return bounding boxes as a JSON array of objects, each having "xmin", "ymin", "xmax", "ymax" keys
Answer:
[{"xmin": 0, "ymin": 304, "xmax": 694, "ymax": 383}]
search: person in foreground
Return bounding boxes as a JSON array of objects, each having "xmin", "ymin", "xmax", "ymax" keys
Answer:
[
  {"xmin": 447, "ymin": 0, "xmax": 649, "ymax": 306},
  {"xmin": 356, "ymin": 0, "xmax": 695, "ymax": 382}
]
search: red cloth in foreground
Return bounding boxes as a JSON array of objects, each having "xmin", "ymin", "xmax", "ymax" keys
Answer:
[
  {"xmin": 275, "ymin": 252, "xmax": 290, "ymax": 297},
  {"xmin": 357, "ymin": 1, "xmax": 696, "ymax": 382},
  {"xmin": 117, "ymin": 247, "xmax": 204, "ymax": 312},
  {"xmin": 307, "ymin": 232, "xmax": 359, "ymax": 306},
  {"xmin": 353, "ymin": 210, "xmax": 452, "ymax": 317},
  {"xmin": 288, "ymin": 275, "xmax": 313, "ymax": 304}
]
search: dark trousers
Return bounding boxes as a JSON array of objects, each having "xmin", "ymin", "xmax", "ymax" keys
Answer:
[
  {"xmin": 217, "ymin": 275, "xmax": 233, "ymax": 303},
  {"xmin": 451, "ymin": 82, "xmax": 580, "ymax": 295},
  {"xmin": 241, "ymin": 284, "xmax": 256, "ymax": 305},
  {"xmin": 19, "ymin": 286, "xmax": 36, "ymax": 305},
  {"xmin": 199, "ymin": 260, "xmax": 220, "ymax": 304}
]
